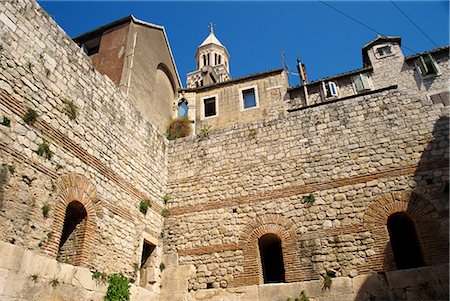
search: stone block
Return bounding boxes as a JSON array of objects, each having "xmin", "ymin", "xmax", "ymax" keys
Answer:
[
  {"xmin": 0, "ymin": 242, "xmax": 24, "ymax": 271},
  {"xmin": 130, "ymin": 284, "xmax": 159, "ymax": 301},
  {"xmin": 162, "ymin": 252, "xmax": 179, "ymax": 267},
  {"xmin": 385, "ymin": 268, "xmax": 427, "ymax": 289},
  {"xmin": 72, "ymin": 267, "xmax": 96, "ymax": 291}
]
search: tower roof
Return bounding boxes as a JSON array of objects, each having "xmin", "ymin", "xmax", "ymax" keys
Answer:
[{"xmin": 199, "ymin": 30, "xmax": 224, "ymax": 47}]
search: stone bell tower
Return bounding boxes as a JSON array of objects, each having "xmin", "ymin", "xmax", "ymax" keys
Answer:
[{"xmin": 186, "ymin": 23, "xmax": 231, "ymax": 88}]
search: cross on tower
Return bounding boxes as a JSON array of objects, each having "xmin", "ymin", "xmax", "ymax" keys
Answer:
[{"xmin": 209, "ymin": 22, "xmax": 215, "ymax": 33}]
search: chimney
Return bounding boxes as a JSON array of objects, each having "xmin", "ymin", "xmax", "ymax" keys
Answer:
[{"xmin": 297, "ymin": 57, "xmax": 308, "ymax": 85}]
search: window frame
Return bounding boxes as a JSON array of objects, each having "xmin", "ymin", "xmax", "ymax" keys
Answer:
[
  {"xmin": 239, "ymin": 85, "xmax": 260, "ymax": 111},
  {"xmin": 353, "ymin": 73, "xmax": 372, "ymax": 93},
  {"xmin": 201, "ymin": 94, "xmax": 219, "ymax": 120},
  {"xmin": 373, "ymin": 43, "xmax": 394, "ymax": 59},
  {"xmin": 322, "ymin": 81, "xmax": 339, "ymax": 99},
  {"xmin": 415, "ymin": 54, "xmax": 440, "ymax": 79}
]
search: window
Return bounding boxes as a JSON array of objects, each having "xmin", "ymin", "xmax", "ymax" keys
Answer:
[
  {"xmin": 353, "ymin": 74, "xmax": 371, "ymax": 92},
  {"xmin": 374, "ymin": 44, "xmax": 393, "ymax": 58},
  {"xmin": 218, "ymin": 55, "xmax": 221, "ymax": 65},
  {"xmin": 240, "ymin": 86, "xmax": 259, "ymax": 110},
  {"xmin": 259, "ymin": 233, "xmax": 285, "ymax": 283},
  {"xmin": 214, "ymin": 53, "xmax": 218, "ymax": 65},
  {"xmin": 416, "ymin": 54, "xmax": 439, "ymax": 78},
  {"xmin": 177, "ymin": 99, "xmax": 188, "ymax": 117},
  {"xmin": 387, "ymin": 212, "xmax": 425, "ymax": 269},
  {"xmin": 203, "ymin": 96, "xmax": 217, "ymax": 118},
  {"xmin": 322, "ymin": 81, "xmax": 338, "ymax": 98},
  {"xmin": 139, "ymin": 238, "xmax": 157, "ymax": 287},
  {"xmin": 202, "ymin": 55, "xmax": 207, "ymax": 67}
]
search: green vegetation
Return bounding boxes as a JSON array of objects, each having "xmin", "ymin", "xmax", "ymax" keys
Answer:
[
  {"xmin": 1, "ymin": 116, "xmax": 10, "ymax": 127},
  {"xmin": 30, "ymin": 274, "xmax": 38, "ymax": 282},
  {"xmin": 159, "ymin": 262, "xmax": 166, "ymax": 272},
  {"xmin": 161, "ymin": 208, "xmax": 170, "ymax": 218},
  {"xmin": 41, "ymin": 204, "xmax": 50, "ymax": 218},
  {"xmin": 162, "ymin": 194, "xmax": 170, "ymax": 205},
  {"xmin": 23, "ymin": 108, "xmax": 38, "ymax": 125},
  {"xmin": 55, "ymin": 164, "xmax": 64, "ymax": 171},
  {"xmin": 166, "ymin": 116, "xmax": 191, "ymax": 140},
  {"xmin": 322, "ymin": 271, "xmax": 335, "ymax": 290},
  {"xmin": 2, "ymin": 164, "xmax": 14, "ymax": 174},
  {"xmin": 63, "ymin": 98, "xmax": 78, "ymax": 120},
  {"xmin": 303, "ymin": 193, "xmax": 316, "ymax": 205},
  {"xmin": 91, "ymin": 271, "xmax": 108, "ymax": 283},
  {"xmin": 36, "ymin": 140, "xmax": 53, "ymax": 160},
  {"xmin": 139, "ymin": 199, "xmax": 150, "ymax": 215},
  {"xmin": 104, "ymin": 273, "xmax": 130, "ymax": 301},
  {"xmin": 199, "ymin": 125, "xmax": 211, "ymax": 137}
]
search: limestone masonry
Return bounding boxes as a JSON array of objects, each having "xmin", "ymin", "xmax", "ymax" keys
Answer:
[{"xmin": 0, "ymin": 0, "xmax": 448, "ymax": 300}]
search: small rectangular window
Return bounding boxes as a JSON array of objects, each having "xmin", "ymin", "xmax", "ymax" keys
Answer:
[
  {"xmin": 323, "ymin": 82, "xmax": 338, "ymax": 98},
  {"xmin": 204, "ymin": 97, "xmax": 216, "ymax": 117},
  {"xmin": 416, "ymin": 54, "xmax": 439, "ymax": 77},
  {"xmin": 429, "ymin": 91, "xmax": 449, "ymax": 106},
  {"xmin": 376, "ymin": 46, "xmax": 392, "ymax": 57},
  {"xmin": 353, "ymin": 74, "xmax": 371, "ymax": 92},
  {"xmin": 242, "ymin": 88, "xmax": 257, "ymax": 109}
]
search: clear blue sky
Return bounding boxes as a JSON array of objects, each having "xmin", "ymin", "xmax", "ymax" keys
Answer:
[{"xmin": 38, "ymin": 1, "xmax": 449, "ymax": 87}]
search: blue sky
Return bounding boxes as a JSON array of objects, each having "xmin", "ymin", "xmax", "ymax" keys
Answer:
[{"xmin": 38, "ymin": 1, "xmax": 449, "ymax": 87}]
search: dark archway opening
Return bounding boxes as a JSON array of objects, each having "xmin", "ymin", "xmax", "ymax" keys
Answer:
[
  {"xmin": 387, "ymin": 212, "xmax": 425, "ymax": 269},
  {"xmin": 57, "ymin": 201, "xmax": 87, "ymax": 265},
  {"xmin": 259, "ymin": 233, "xmax": 285, "ymax": 283}
]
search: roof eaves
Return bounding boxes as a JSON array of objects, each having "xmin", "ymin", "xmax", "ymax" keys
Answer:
[
  {"xmin": 405, "ymin": 45, "xmax": 450, "ymax": 61},
  {"xmin": 73, "ymin": 15, "xmax": 133, "ymax": 42}
]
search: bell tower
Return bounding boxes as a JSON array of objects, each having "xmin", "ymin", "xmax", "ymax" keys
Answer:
[{"xmin": 187, "ymin": 23, "xmax": 231, "ymax": 88}]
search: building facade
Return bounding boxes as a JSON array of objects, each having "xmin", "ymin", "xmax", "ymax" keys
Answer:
[{"xmin": 0, "ymin": 1, "xmax": 448, "ymax": 300}]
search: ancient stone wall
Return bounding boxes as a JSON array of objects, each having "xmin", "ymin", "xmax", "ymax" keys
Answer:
[
  {"xmin": 0, "ymin": 0, "xmax": 166, "ymax": 286},
  {"xmin": 165, "ymin": 84, "xmax": 448, "ymax": 290}
]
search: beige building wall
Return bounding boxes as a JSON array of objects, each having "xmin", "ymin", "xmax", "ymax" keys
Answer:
[{"xmin": 181, "ymin": 70, "xmax": 289, "ymax": 133}]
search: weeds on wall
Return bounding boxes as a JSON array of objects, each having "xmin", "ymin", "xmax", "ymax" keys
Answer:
[
  {"xmin": 23, "ymin": 108, "xmax": 38, "ymax": 125},
  {"xmin": 159, "ymin": 262, "xmax": 166, "ymax": 272},
  {"xmin": 104, "ymin": 273, "xmax": 130, "ymax": 301},
  {"xmin": 161, "ymin": 208, "xmax": 170, "ymax": 217},
  {"xmin": 91, "ymin": 271, "xmax": 108, "ymax": 284},
  {"xmin": 63, "ymin": 98, "xmax": 78, "ymax": 120},
  {"xmin": 41, "ymin": 204, "xmax": 50, "ymax": 218},
  {"xmin": 1, "ymin": 116, "xmax": 10, "ymax": 127},
  {"xmin": 287, "ymin": 290, "xmax": 310, "ymax": 301},
  {"xmin": 159, "ymin": 230, "xmax": 164, "ymax": 239},
  {"xmin": 22, "ymin": 175, "xmax": 34, "ymax": 186},
  {"xmin": 29, "ymin": 274, "xmax": 38, "ymax": 283},
  {"xmin": 303, "ymin": 193, "xmax": 316, "ymax": 205},
  {"xmin": 139, "ymin": 199, "xmax": 150, "ymax": 215},
  {"xmin": 2, "ymin": 164, "xmax": 14, "ymax": 174},
  {"xmin": 322, "ymin": 271, "xmax": 335, "ymax": 290},
  {"xmin": 162, "ymin": 194, "xmax": 170, "ymax": 205},
  {"xmin": 49, "ymin": 278, "xmax": 59, "ymax": 287},
  {"xmin": 166, "ymin": 116, "xmax": 192, "ymax": 140},
  {"xmin": 55, "ymin": 164, "xmax": 64, "ymax": 171},
  {"xmin": 36, "ymin": 140, "xmax": 53, "ymax": 160},
  {"xmin": 198, "ymin": 125, "xmax": 211, "ymax": 137}
]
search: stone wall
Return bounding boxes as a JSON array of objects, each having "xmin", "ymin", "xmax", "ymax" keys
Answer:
[
  {"xmin": 0, "ymin": 241, "xmax": 157, "ymax": 301},
  {"xmin": 165, "ymin": 83, "xmax": 449, "ymax": 290},
  {"xmin": 0, "ymin": 0, "xmax": 166, "ymax": 286}
]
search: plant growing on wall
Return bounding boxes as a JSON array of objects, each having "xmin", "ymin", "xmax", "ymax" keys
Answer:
[
  {"xmin": 166, "ymin": 116, "xmax": 191, "ymax": 140},
  {"xmin": 161, "ymin": 208, "xmax": 170, "ymax": 217},
  {"xmin": 2, "ymin": 164, "xmax": 14, "ymax": 174},
  {"xmin": 63, "ymin": 98, "xmax": 78, "ymax": 120},
  {"xmin": 23, "ymin": 108, "xmax": 38, "ymax": 125},
  {"xmin": 199, "ymin": 125, "xmax": 211, "ymax": 137},
  {"xmin": 41, "ymin": 204, "xmax": 50, "ymax": 218},
  {"xmin": 162, "ymin": 194, "xmax": 170, "ymax": 205},
  {"xmin": 1, "ymin": 116, "xmax": 10, "ymax": 127},
  {"xmin": 322, "ymin": 271, "xmax": 335, "ymax": 290},
  {"xmin": 49, "ymin": 278, "xmax": 59, "ymax": 287},
  {"xmin": 91, "ymin": 271, "xmax": 108, "ymax": 283},
  {"xmin": 159, "ymin": 262, "xmax": 166, "ymax": 272},
  {"xmin": 36, "ymin": 140, "xmax": 53, "ymax": 160},
  {"xmin": 104, "ymin": 273, "xmax": 130, "ymax": 301},
  {"xmin": 30, "ymin": 274, "xmax": 38, "ymax": 282},
  {"xmin": 303, "ymin": 193, "xmax": 316, "ymax": 205},
  {"xmin": 139, "ymin": 199, "xmax": 150, "ymax": 215}
]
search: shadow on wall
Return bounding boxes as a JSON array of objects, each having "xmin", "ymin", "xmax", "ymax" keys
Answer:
[{"xmin": 355, "ymin": 116, "xmax": 449, "ymax": 300}]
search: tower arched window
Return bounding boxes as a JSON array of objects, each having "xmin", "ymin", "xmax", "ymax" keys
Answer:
[
  {"xmin": 218, "ymin": 55, "xmax": 221, "ymax": 65},
  {"xmin": 387, "ymin": 212, "xmax": 425, "ymax": 269},
  {"xmin": 57, "ymin": 201, "xmax": 88, "ymax": 265},
  {"xmin": 177, "ymin": 99, "xmax": 188, "ymax": 117},
  {"xmin": 259, "ymin": 233, "xmax": 285, "ymax": 283},
  {"xmin": 203, "ymin": 55, "xmax": 207, "ymax": 67},
  {"xmin": 215, "ymin": 53, "xmax": 218, "ymax": 65}
]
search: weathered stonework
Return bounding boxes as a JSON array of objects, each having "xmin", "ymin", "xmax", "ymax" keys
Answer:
[{"xmin": 0, "ymin": 0, "xmax": 448, "ymax": 300}]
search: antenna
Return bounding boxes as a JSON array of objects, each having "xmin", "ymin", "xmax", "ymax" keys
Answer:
[{"xmin": 281, "ymin": 50, "xmax": 299, "ymax": 76}]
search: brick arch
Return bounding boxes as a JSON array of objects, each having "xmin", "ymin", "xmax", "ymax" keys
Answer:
[
  {"xmin": 43, "ymin": 173, "xmax": 99, "ymax": 267},
  {"xmin": 363, "ymin": 190, "xmax": 442, "ymax": 271},
  {"xmin": 235, "ymin": 214, "xmax": 302, "ymax": 286}
]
